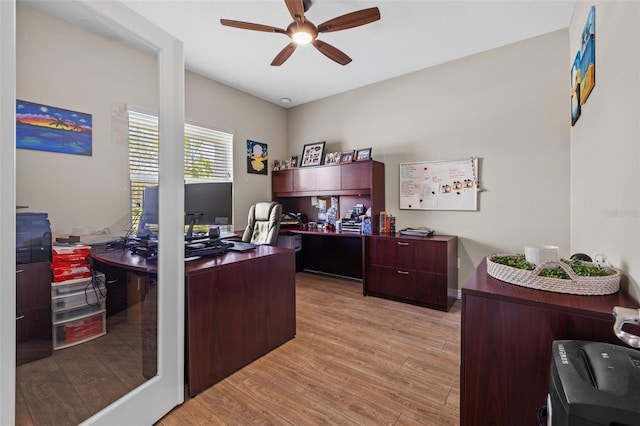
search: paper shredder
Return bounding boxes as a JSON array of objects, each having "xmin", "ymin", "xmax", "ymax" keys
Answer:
[{"xmin": 547, "ymin": 307, "xmax": 640, "ymax": 425}]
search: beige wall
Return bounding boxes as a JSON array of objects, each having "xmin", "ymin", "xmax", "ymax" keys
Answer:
[
  {"xmin": 16, "ymin": 4, "xmax": 287, "ymax": 236},
  {"xmin": 287, "ymin": 30, "xmax": 570, "ymax": 287},
  {"xmin": 569, "ymin": 1, "xmax": 640, "ymax": 301}
]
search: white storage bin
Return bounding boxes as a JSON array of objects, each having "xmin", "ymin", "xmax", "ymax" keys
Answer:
[
  {"xmin": 53, "ymin": 311, "xmax": 106, "ymax": 350},
  {"xmin": 51, "ymin": 274, "xmax": 105, "ymax": 297},
  {"xmin": 53, "ymin": 299, "xmax": 105, "ymax": 323},
  {"xmin": 277, "ymin": 234, "xmax": 302, "ymax": 251},
  {"xmin": 51, "ymin": 272, "xmax": 107, "ymax": 350},
  {"xmin": 52, "ymin": 284, "xmax": 106, "ymax": 311}
]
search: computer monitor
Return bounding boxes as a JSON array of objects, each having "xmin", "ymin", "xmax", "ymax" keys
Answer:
[
  {"xmin": 184, "ymin": 182, "xmax": 233, "ymax": 239},
  {"xmin": 137, "ymin": 182, "xmax": 233, "ymax": 238},
  {"xmin": 138, "ymin": 185, "xmax": 159, "ymax": 235}
]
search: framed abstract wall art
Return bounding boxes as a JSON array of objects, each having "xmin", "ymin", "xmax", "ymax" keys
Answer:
[
  {"xmin": 16, "ymin": 100, "xmax": 92, "ymax": 156},
  {"xmin": 247, "ymin": 140, "xmax": 268, "ymax": 175},
  {"xmin": 579, "ymin": 6, "xmax": 596, "ymax": 105}
]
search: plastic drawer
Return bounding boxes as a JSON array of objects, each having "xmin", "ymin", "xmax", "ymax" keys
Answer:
[
  {"xmin": 52, "ymin": 285, "xmax": 106, "ymax": 312},
  {"xmin": 51, "ymin": 274, "xmax": 105, "ymax": 297},
  {"xmin": 53, "ymin": 311, "xmax": 106, "ymax": 350},
  {"xmin": 52, "ymin": 299, "xmax": 105, "ymax": 323}
]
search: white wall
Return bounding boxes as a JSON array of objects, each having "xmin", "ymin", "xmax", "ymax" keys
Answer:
[
  {"xmin": 287, "ymin": 30, "xmax": 570, "ymax": 286},
  {"xmin": 16, "ymin": 4, "xmax": 287, "ymax": 236},
  {"xmin": 569, "ymin": 1, "xmax": 640, "ymax": 301}
]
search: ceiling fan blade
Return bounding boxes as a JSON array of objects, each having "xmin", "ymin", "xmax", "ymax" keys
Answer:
[
  {"xmin": 220, "ymin": 19, "xmax": 287, "ymax": 34},
  {"xmin": 312, "ymin": 39, "xmax": 352, "ymax": 66},
  {"xmin": 317, "ymin": 7, "xmax": 381, "ymax": 33},
  {"xmin": 285, "ymin": 0, "xmax": 305, "ymax": 23},
  {"xmin": 271, "ymin": 42, "xmax": 298, "ymax": 66}
]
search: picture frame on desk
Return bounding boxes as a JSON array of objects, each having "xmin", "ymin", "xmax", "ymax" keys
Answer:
[
  {"xmin": 355, "ymin": 147, "xmax": 372, "ymax": 161},
  {"xmin": 290, "ymin": 155, "xmax": 299, "ymax": 168},
  {"xmin": 340, "ymin": 150, "xmax": 355, "ymax": 163},
  {"xmin": 324, "ymin": 151, "xmax": 341, "ymax": 165},
  {"xmin": 301, "ymin": 141, "xmax": 325, "ymax": 167}
]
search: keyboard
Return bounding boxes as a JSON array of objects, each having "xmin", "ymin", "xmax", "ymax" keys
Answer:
[
  {"xmin": 222, "ymin": 240, "xmax": 257, "ymax": 252},
  {"xmin": 185, "ymin": 241, "xmax": 233, "ymax": 258}
]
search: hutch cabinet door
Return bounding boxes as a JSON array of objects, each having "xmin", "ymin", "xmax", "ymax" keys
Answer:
[
  {"xmin": 293, "ymin": 167, "xmax": 316, "ymax": 192},
  {"xmin": 272, "ymin": 170, "xmax": 293, "ymax": 193},
  {"xmin": 315, "ymin": 165, "xmax": 341, "ymax": 192}
]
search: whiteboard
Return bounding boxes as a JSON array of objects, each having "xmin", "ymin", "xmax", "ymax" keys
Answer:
[{"xmin": 399, "ymin": 158, "xmax": 479, "ymax": 211}]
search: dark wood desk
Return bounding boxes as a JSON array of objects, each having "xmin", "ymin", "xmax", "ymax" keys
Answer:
[
  {"xmin": 287, "ymin": 229, "xmax": 365, "ymax": 279},
  {"xmin": 92, "ymin": 245, "xmax": 296, "ymax": 397},
  {"xmin": 461, "ymin": 259, "xmax": 640, "ymax": 425}
]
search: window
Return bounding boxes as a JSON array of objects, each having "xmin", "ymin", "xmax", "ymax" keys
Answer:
[{"xmin": 127, "ymin": 109, "xmax": 233, "ymax": 229}]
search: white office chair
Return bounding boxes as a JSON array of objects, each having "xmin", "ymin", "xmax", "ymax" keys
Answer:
[{"xmin": 241, "ymin": 202, "xmax": 282, "ymax": 245}]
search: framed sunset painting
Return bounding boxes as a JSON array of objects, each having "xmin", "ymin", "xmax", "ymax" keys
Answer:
[{"xmin": 16, "ymin": 100, "xmax": 93, "ymax": 156}]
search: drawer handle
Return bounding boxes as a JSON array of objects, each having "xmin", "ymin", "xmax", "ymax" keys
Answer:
[
  {"xmin": 397, "ymin": 242, "xmax": 409, "ymax": 246},
  {"xmin": 16, "ymin": 315, "xmax": 25, "ymax": 320},
  {"xmin": 397, "ymin": 270, "xmax": 409, "ymax": 275},
  {"xmin": 16, "ymin": 269, "xmax": 24, "ymax": 274}
]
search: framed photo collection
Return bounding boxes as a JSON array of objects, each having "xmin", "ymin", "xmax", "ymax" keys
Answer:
[{"xmin": 300, "ymin": 141, "xmax": 325, "ymax": 167}]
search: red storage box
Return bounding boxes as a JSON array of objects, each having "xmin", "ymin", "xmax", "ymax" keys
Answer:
[
  {"xmin": 64, "ymin": 315, "xmax": 103, "ymax": 344},
  {"xmin": 52, "ymin": 264, "xmax": 91, "ymax": 282},
  {"xmin": 52, "ymin": 245, "xmax": 91, "ymax": 263}
]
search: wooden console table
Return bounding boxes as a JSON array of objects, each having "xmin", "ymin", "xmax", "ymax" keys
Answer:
[
  {"xmin": 92, "ymin": 245, "xmax": 296, "ymax": 397},
  {"xmin": 461, "ymin": 259, "xmax": 640, "ymax": 425}
]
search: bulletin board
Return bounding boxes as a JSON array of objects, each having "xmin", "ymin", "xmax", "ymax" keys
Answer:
[{"xmin": 399, "ymin": 158, "xmax": 479, "ymax": 211}]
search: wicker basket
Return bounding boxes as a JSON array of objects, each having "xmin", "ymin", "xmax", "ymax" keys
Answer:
[{"xmin": 486, "ymin": 255, "xmax": 621, "ymax": 295}]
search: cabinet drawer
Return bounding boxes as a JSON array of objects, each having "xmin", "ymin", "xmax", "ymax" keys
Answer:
[
  {"xmin": 16, "ymin": 306, "xmax": 53, "ymax": 365},
  {"xmin": 368, "ymin": 238, "xmax": 448, "ymax": 273},
  {"xmin": 16, "ymin": 261, "xmax": 52, "ymax": 311},
  {"xmin": 366, "ymin": 265, "xmax": 447, "ymax": 307}
]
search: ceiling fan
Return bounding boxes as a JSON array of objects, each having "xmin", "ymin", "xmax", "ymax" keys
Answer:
[{"xmin": 220, "ymin": 0, "xmax": 381, "ymax": 66}]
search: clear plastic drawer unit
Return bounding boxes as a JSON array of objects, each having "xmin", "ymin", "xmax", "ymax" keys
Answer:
[{"xmin": 51, "ymin": 273, "xmax": 107, "ymax": 350}]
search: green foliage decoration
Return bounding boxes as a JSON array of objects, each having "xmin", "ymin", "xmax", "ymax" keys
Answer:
[{"xmin": 490, "ymin": 255, "xmax": 614, "ymax": 280}]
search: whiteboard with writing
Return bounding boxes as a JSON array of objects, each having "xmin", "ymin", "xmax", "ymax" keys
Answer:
[{"xmin": 399, "ymin": 158, "xmax": 479, "ymax": 211}]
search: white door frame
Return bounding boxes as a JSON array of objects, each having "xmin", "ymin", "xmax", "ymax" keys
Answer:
[{"xmin": 0, "ymin": 1, "xmax": 185, "ymax": 424}]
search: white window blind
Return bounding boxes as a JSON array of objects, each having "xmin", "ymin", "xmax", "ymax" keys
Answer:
[{"xmin": 127, "ymin": 109, "xmax": 233, "ymax": 227}]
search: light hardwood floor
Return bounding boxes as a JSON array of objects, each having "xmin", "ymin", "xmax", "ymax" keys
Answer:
[
  {"xmin": 157, "ymin": 272, "xmax": 461, "ymax": 425},
  {"xmin": 16, "ymin": 310, "xmax": 146, "ymax": 425}
]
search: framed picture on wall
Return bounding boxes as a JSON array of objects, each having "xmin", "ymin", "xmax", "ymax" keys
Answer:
[
  {"xmin": 247, "ymin": 140, "xmax": 268, "ymax": 175},
  {"xmin": 300, "ymin": 141, "xmax": 325, "ymax": 167},
  {"xmin": 16, "ymin": 99, "xmax": 93, "ymax": 156}
]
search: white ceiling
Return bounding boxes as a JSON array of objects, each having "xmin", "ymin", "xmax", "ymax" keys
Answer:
[{"xmin": 21, "ymin": 0, "xmax": 577, "ymax": 108}]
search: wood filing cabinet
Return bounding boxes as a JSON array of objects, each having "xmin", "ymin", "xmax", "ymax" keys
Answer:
[
  {"xmin": 16, "ymin": 260, "xmax": 53, "ymax": 365},
  {"xmin": 364, "ymin": 234, "xmax": 458, "ymax": 311},
  {"xmin": 460, "ymin": 260, "xmax": 640, "ymax": 425}
]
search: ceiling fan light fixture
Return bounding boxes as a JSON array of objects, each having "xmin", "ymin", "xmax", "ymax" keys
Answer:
[{"xmin": 292, "ymin": 30, "xmax": 313, "ymax": 44}]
